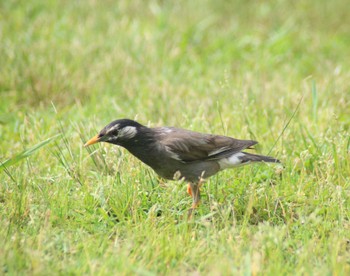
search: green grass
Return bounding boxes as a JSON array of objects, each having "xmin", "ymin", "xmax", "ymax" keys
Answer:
[{"xmin": 1, "ymin": 0, "xmax": 350, "ymax": 274}]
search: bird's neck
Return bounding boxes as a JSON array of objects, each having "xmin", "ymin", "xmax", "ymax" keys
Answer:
[{"xmin": 118, "ymin": 127, "xmax": 160, "ymax": 168}]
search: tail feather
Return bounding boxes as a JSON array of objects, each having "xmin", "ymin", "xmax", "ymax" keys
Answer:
[{"xmin": 241, "ymin": 152, "xmax": 280, "ymax": 164}]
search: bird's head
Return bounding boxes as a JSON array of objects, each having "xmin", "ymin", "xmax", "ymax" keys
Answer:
[{"xmin": 84, "ymin": 119, "xmax": 143, "ymax": 147}]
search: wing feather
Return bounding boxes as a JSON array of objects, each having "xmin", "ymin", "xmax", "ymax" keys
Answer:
[{"xmin": 155, "ymin": 127, "xmax": 257, "ymax": 163}]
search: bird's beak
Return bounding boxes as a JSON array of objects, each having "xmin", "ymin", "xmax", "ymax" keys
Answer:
[{"xmin": 84, "ymin": 135, "xmax": 100, "ymax": 147}]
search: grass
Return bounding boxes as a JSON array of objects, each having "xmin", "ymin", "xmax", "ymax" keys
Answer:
[{"xmin": 1, "ymin": 0, "xmax": 349, "ymax": 274}]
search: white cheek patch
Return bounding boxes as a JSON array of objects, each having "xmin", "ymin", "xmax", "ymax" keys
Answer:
[
  {"xmin": 106, "ymin": 124, "xmax": 120, "ymax": 134},
  {"xmin": 218, "ymin": 152, "xmax": 246, "ymax": 169},
  {"xmin": 118, "ymin": 126, "xmax": 137, "ymax": 139}
]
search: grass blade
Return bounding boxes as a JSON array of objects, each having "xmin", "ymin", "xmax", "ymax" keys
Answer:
[
  {"xmin": 268, "ymin": 96, "xmax": 303, "ymax": 155},
  {"xmin": 311, "ymin": 80, "xmax": 318, "ymax": 123},
  {"xmin": 0, "ymin": 134, "xmax": 61, "ymax": 171}
]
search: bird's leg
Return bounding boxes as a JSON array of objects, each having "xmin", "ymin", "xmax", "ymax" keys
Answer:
[
  {"xmin": 187, "ymin": 183, "xmax": 193, "ymax": 197},
  {"xmin": 187, "ymin": 182, "xmax": 201, "ymax": 219}
]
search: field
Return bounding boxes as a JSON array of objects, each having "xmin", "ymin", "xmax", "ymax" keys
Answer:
[{"xmin": 1, "ymin": 0, "xmax": 349, "ymax": 274}]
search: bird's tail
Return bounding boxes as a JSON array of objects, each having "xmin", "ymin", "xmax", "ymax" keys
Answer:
[{"xmin": 241, "ymin": 152, "xmax": 280, "ymax": 164}]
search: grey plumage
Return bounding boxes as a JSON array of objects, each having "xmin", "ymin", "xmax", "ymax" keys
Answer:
[{"xmin": 85, "ymin": 118, "xmax": 281, "ymax": 217}]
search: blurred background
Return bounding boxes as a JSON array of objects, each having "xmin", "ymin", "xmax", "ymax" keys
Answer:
[
  {"xmin": 2, "ymin": 0, "xmax": 349, "ymax": 129},
  {"xmin": 1, "ymin": 0, "xmax": 349, "ymax": 274}
]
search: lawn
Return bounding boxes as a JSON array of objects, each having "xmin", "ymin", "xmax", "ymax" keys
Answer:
[{"xmin": 1, "ymin": 0, "xmax": 349, "ymax": 274}]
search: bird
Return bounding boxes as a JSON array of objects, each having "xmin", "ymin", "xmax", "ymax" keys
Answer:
[{"xmin": 84, "ymin": 119, "xmax": 280, "ymax": 218}]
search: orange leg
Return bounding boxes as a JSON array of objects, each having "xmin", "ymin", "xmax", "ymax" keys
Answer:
[
  {"xmin": 187, "ymin": 182, "xmax": 201, "ymax": 219},
  {"xmin": 187, "ymin": 183, "xmax": 193, "ymax": 197}
]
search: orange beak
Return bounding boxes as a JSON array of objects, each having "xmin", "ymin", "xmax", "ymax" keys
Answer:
[{"xmin": 84, "ymin": 135, "xmax": 100, "ymax": 147}]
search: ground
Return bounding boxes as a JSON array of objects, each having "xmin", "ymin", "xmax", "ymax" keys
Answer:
[{"xmin": 1, "ymin": 0, "xmax": 349, "ymax": 274}]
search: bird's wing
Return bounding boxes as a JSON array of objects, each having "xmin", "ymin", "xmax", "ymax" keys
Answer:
[{"xmin": 155, "ymin": 127, "xmax": 257, "ymax": 163}]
